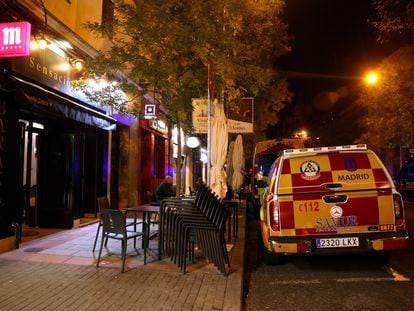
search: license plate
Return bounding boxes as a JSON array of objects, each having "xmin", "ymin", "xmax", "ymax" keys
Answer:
[{"xmin": 316, "ymin": 237, "xmax": 359, "ymax": 248}]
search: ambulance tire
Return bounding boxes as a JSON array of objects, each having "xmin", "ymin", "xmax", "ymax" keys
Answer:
[{"xmin": 262, "ymin": 247, "xmax": 284, "ymax": 265}]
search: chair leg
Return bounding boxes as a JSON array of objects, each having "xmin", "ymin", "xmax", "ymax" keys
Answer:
[
  {"xmin": 96, "ymin": 231, "xmax": 105, "ymax": 268},
  {"xmin": 92, "ymin": 223, "xmax": 102, "ymax": 252},
  {"xmin": 144, "ymin": 233, "xmax": 147, "ymax": 265},
  {"xmin": 121, "ymin": 240, "xmax": 126, "ymax": 273}
]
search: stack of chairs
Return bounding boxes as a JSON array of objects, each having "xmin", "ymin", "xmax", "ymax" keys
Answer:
[{"xmin": 158, "ymin": 185, "xmax": 229, "ymax": 275}]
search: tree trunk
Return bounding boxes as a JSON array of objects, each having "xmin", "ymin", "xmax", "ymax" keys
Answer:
[{"xmin": 176, "ymin": 121, "xmax": 182, "ymax": 196}]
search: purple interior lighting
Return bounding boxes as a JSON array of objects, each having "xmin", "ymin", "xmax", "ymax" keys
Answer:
[{"xmin": 112, "ymin": 113, "xmax": 136, "ymax": 126}]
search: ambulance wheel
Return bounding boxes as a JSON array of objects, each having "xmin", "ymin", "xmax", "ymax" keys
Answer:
[{"xmin": 262, "ymin": 247, "xmax": 284, "ymax": 265}]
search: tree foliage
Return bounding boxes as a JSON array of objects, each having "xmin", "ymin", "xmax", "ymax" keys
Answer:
[
  {"xmin": 356, "ymin": 46, "xmax": 414, "ymax": 152},
  {"xmin": 78, "ymin": 0, "xmax": 290, "ymax": 128},
  {"xmin": 254, "ymin": 79, "xmax": 291, "ymax": 140},
  {"xmin": 355, "ymin": 1, "xmax": 414, "ymax": 152},
  {"xmin": 75, "ymin": 0, "xmax": 290, "ymax": 194},
  {"xmin": 371, "ymin": 0, "xmax": 414, "ymax": 43}
]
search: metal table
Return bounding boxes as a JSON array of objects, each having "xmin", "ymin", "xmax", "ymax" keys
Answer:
[{"xmin": 126, "ymin": 204, "xmax": 160, "ymax": 250}]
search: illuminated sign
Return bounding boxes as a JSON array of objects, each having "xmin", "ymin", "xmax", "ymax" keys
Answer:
[
  {"xmin": 144, "ymin": 104, "xmax": 156, "ymax": 119},
  {"xmin": 0, "ymin": 21, "xmax": 31, "ymax": 57}
]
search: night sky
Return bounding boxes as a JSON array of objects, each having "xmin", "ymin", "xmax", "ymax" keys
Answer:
[
  {"xmin": 272, "ymin": 0, "xmax": 397, "ymax": 144},
  {"xmin": 279, "ymin": 0, "xmax": 389, "ymax": 75}
]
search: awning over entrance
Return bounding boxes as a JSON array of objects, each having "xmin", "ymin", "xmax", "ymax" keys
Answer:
[{"xmin": 13, "ymin": 76, "xmax": 116, "ymax": 130}]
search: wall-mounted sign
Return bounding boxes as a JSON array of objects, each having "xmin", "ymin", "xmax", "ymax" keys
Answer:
[
  {"xmin": 10, "ymin": 41, "xmax": 110, "ymax": 113},
  {"xmin": 0, "ymin": 21, "xmax": 31, "ymax": 57},
  {"xmin": 144, "ymin": 104, "xmax": 156, "ymax": 119}
]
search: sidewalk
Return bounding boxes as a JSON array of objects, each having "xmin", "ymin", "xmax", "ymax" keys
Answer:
[{"xmin": 0, "ymin": 204, "xmax": 246, "ymax": 311}]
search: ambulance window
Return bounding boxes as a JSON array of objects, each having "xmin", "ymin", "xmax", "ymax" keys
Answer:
[
  {"xmin": 269, "ymin": 158, "xmax": 281, "ymax": 178},
  {"xmin": 258, "ymin": 154, "xmax": 278, "ymax": 177}
]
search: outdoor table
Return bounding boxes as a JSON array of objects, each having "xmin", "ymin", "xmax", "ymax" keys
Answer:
[{"xmin": 126, "ymin": 204, "xmax": 160, "ymax": 250}]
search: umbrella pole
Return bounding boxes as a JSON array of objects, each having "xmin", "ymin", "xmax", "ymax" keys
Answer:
[{"xmin": 207, "ymin": 64, "xmax": 212, "ymax": 186}]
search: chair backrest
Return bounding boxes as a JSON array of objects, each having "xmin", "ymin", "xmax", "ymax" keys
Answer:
[
  {"xmin": 194, "ymin": 185, "xmax": 208, "ymax": 207},
  {"xmin": 97, "ymin": 196, "xmax": 111, "ymax": 211},
  {"xmin": 101, "ymin": 209, "xmax": 126, "ymax": 236}
]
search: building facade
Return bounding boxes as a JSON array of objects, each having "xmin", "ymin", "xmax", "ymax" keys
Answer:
[{"xmin": 0, "ymin": 0, "xmax": 171, "ymax": 252}]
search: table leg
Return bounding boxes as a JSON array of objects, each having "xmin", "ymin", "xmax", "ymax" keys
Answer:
[
  {"xmin": 234, "ymin": 203, "xmax": 238, "ymax": 238},
  {"xmin": 142, "ymin": 212, "xmax": 147, "ymax": 249},
  {"xmin": 227, "ymin": 206, "xmax": 231, "ymax": 242}
]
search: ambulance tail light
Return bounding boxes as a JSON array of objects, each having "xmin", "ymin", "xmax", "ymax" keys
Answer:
[
  {"xmin": 393, "ymin": 193, "xmax": 404, "ymax": 227},
  {"xmin": 269, "ymin": 200, "xmax": 280, "ymax": 231}
]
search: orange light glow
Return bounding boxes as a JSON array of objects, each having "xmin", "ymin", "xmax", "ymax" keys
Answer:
[{"xmin": 365, "ymin": 71, "xmax": 379, "ymax": 85}]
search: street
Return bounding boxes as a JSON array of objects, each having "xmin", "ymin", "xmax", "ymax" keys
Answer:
[{"xmin": 243, "ymin": 201, "xmax": 414, "ymax": 310}]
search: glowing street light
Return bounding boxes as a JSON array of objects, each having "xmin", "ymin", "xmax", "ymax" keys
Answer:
[
  {"xmin": 294, "ymin": 130, "xmax": 308, "ymax": 139},
  {"xmin": 365, "ymin": 71, "xmax": 379, "ymax": 85}
]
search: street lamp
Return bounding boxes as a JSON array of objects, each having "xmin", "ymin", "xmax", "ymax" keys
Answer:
[
  {"xmin": 365, "ymin": 71, "xmax": 379, "ymax": 86},
  {"xmin": 294, "ymin": 130, "xmax": 308, "ymax": 140},
  {"xmin": 185, "ymin": 136, "xmax": 200, "ymax": 194},
  {"xmin": 186, "ymin": 136, "xmax": 200, "ymax": 149}
]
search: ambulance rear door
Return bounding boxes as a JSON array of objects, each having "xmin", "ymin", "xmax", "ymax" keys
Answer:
[{"xmin": 275, "ymin": 149, "xmax": 395, "ymax": 237}]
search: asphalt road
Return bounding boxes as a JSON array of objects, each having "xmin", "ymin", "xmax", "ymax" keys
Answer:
[{"xmin": 243, "ymin": 201, "xmax": 414, "ymax": 311}]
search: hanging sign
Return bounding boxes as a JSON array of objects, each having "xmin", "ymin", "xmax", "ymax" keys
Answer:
[
  {"xmin": 192, "ymin": 97, "xmax": 254, "ymax": 133},
  {"xmin": 227, "ymin": 97, "xmax": 254, "ymax": 133},
  {"xmin": 0, "ymin": 21, "xmax": 31, "ymax": 57},
  {"xmin": 192, "ymin": 98, "xmax": 208, "ymax": 133}
]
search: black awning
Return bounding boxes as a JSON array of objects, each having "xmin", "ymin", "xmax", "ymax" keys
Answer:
[{"xmin": 13, "ymin": 77, "xmax": 116, "ymax": 130}]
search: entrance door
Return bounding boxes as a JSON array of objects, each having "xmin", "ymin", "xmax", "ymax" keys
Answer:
[
  {"xmin": 79, "ymin": 135, "xmax": 98, "ymax": 217},
  {"xmin": 36, "ymin": 130, "xmax": 75, "ymax": 228},
  {"xmin": 21, "ymin": 121, "xmax": 43, "ymax": 227}
]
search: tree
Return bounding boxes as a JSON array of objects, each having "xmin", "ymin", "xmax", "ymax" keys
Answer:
[
  {"xmin": 371, "ymin": 0, "xmax": 414, "ymax": 43},
  {"xmin": 354, "ymin": 1, "xmax": 414, "ymax": 152},
  {"xmin": 74, "ymin": 0, "xmax": 290, "ymax": 195},
  {"xmin": 355, "ymin": 46, "xmax": 414, "ymax": 152}
]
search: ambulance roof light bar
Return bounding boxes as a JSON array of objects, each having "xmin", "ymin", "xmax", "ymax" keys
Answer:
[{"xmin": 283, "ymin": 144, "xmax": 367, "ymax": 156}]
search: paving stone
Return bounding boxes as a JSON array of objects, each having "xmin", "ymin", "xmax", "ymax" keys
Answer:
[{"xmin": 0, "ymin": 204, "xmax": 246, "ymax": 311}]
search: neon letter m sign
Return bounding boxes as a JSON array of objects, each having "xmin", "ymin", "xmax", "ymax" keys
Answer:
[{"xmin": 0, "ymin": 21, "xmax": 31, "ymax": 57}]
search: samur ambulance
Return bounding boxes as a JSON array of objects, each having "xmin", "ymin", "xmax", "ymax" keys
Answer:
[{"xmin": 260, "ymin": 144, "xmax": 409, "ymax": 264}]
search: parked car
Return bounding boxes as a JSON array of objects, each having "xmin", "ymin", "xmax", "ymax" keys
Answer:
[
  {"xmin": 259, "ymin": 144, "xmax": 409, "ymax": 264},
  {"xmin": 394, "ymin": 161, "xmax": 414, "ymax": 200}
]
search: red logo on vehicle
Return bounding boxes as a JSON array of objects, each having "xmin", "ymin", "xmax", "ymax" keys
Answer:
[{"xmin": 300, "ymin": 160, "xmax": 320, "ymax": 181}]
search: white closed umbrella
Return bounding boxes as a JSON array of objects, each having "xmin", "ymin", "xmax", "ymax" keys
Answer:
[
  {"xmin": 232, "ymin": 134, "xmax": 244, "ymax": 194},
  {"xmin": 226, "ymin": 140, "xmax": 235, "ymax": 190},
  {"xmin": 210, "ymin": 100, "xmax": 228, "ymax": 198}
]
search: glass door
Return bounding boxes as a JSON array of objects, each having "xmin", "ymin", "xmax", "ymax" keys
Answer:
[{"xmin": 21, "ymin": 120, "xmax": 43, "ymax": 227}]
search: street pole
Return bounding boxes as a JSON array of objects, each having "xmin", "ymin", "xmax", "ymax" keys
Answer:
[{"xmin": 207, "ymin": 63, "xmax": 212, "ymax": 185}]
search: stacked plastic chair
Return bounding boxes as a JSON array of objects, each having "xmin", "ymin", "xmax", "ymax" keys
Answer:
[
  {"xmin": 158, "ymin": 185, "xmax": 230, "ymax": 275},
  {"xmin": 158, "ymin": 197, "xmax": 195, "ymax": 260},
  {"xmin": 159, "ymin": 186, "xmax": 210, "ymax": 261}
]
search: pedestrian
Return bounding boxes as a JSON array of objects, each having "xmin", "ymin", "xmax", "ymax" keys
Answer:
[
  {"xmin": 194, "ymin": 177, "xmax": 206, "ymax": 192},
  {"xmin": 154, "ymin": 176, "xmax": 175, "ymax": 202}
]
